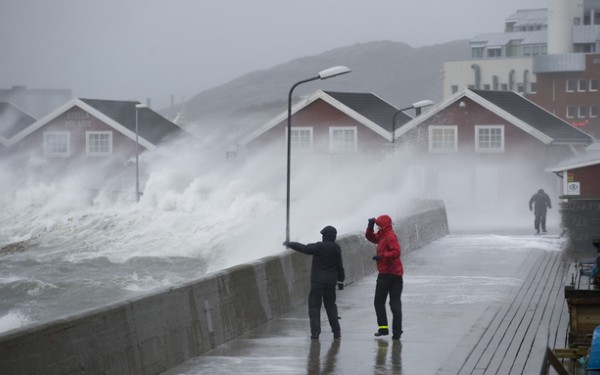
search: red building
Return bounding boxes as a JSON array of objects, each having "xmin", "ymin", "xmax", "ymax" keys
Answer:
[
  {"xmin": 237, "ymin": 90, "xmax": 412, "ymax": 158},
  {"xmin": 3, "ymin": 98, "xmax": 186, "ymax": 188},
  {"xmin": 528, "ymin": 53, "xmax": 600, "ymax": 138},
  {"xmin": 394, "ymin": 89, "xmax": 594, "ymax": 218}
]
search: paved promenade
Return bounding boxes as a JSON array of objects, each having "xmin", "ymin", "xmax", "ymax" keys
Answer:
[{"xmin": 161, "ymin": 231, "xmax": 567, "ymax": 375}]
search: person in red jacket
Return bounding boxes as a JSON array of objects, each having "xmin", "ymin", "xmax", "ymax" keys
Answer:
[{"xmin": 365, "ymin": 214, "xmax": 404, "ymax": 340}]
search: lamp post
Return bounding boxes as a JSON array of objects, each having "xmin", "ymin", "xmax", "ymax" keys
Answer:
[
  {"xmin": 391, "ymin": 99, "xmax": 433, "ymax": 146},
  {"xmin": 135, "ymin": 103, "xmax": 147, "ymax": 202},
  {"xmin": 286, "ymin": 66, "xmax": 351, "ymax": 242}
]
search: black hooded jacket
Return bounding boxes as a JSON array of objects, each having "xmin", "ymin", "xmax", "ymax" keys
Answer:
[{"xmin": 286, "ymin": 226, "xmax": 345, "ymax": 285}]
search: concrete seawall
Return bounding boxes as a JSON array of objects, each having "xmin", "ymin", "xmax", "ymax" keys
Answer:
[{"xmin": 0, "ymin": 200, "xmax": 448, "ymax": 375}]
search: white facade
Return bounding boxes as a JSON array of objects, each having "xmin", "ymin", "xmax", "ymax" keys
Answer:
[
  {"xmin": 548, "ymin": 0, "xmax": 583, "ymax": 54},
  {"xmin": 443, "ymin": 58, "xmax": 534, "ymax": 98}
]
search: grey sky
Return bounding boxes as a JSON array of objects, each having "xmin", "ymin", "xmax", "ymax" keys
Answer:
[{"xmin": 1, "ymin": 0, "xmax": 548, "ymax": 109}]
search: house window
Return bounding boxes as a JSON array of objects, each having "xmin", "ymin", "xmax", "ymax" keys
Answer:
[
  {"xmin": 428, "ymin": 125, "xmax": 457, "ymax": 153},
  {"xmin": 566, "ymin": 79, "xmax": 575, "ymax": 92},
  {"xmin": 566, "ymin": 106, "xmax": 575, "ymax": 118},
  {"xmin": 44, "ymin": 131, "xmax": 70, "ymax": 157},
  {"xmin": 591, "ymin": 105, "xmax": 598, "ymax": 118},
  {"xmin": 86, "ymin": 131, "xmax": 113, "ymax": 156},
  {"xmin": 290, "ymin": 127, "xmax": 313, "ymax": 152},
  {"xmin": 451, "ymin": 85, "xmax": 459, "ymax": 94},
  {"xmin": 591, "ymin": 79, "xmax": 598, "ymax": 92},
  {"xmin": 578, "ymin": 106, "xmax": 587, "ymax": 118},
  {"xmin": 475, "ymin": 125, "xmax": 504, "ymax": 153},
  {"xmin": 329, "ymin": 127, "xmax": 357, "ymax": 153},
  {"xmin": 578, "ymin": 79, "xmax": 587, "ymax": 92}
]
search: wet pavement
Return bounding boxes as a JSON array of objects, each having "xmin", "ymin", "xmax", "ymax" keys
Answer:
[{"xmin": 160, "ymin": 231, "xmax": 564, "ymax": 375}]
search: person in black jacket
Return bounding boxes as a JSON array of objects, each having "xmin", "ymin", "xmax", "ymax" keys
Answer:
[
  {"xmin": 529, "ymin": 189, "xmax": 552, "ymax": 234},
  {"xmin": 284, "ymin": 226, "xmax": 345, "ymax": 340}
]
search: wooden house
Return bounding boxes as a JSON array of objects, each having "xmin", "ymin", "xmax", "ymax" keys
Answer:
[
  {"xmin": 237, "ymin": 90, "xmax": 412, "ymax": 160},
  {"xmin": 393, "ymin": 88, "xmax": 595, "ymax": 217},
  {"xmin": 4, "ymin": 98, "xmax": 186, "ymax": 185}
]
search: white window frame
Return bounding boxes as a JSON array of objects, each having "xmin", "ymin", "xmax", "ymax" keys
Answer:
[
  {"xmin": 566, "ymin": 106, "xmax": 575, "ymax": 118},
  {"xmin": 475, "ymin": 125, "xmax": 504, "ymax": 153},
  {"xmin": 43, "ymin": 131, "xmax": 70, "ymax": 157},
  {"xmin": 578, "ymin": 106, "xmax": 587, "ymax": 118},
  {"xmin": 566, "ymin": 79, "xmax": 575, "ymax": 92},
  {"xmin": 428, "ymin": 125, "xmax": 457, "ymax": 153},
  {"xmin": 578, "ymin": 79, "xmax": 587, "ymax": 92},
  {"xmin": 86, "ymin": 131, "xmax": 113, "ymax": 157},
  {"xmin": 329, "ymin": 126, "xmax": 357, "ymax": 153},
  {"xmin": 590, "ymin": 79, "xmax": 598, "ymax": 92},
  {"xmin": 287, "ymin": 127, "xmax": 313, "ymax": 153},
  {"xmin": 591, "ymin": 105, "xmax": 598, "ymax": 118}
]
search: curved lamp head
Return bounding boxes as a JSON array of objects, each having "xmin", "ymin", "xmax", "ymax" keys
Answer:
[
  {"xmin": 412, "ymin": 99, "xmax": 434, "ymax": 109},
  {"xmin": 135, "ymin": 103, "xmax": 147, "ymax": 109},
  {"xmin": 318, "ymin": 66, "xmax": 351, "ymax": 80}
]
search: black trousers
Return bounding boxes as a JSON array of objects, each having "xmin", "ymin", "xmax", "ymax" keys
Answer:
[
  {"xmin": 374, "ymin": 273, "xmax": 403, "ymax": 336},
  {"xmin": 534, "ymin": 209, "xmax": 547, "ymax": 232},
  {"xmin": 308, "ymin": 282, "xmax": 340, "ymax": 335}
]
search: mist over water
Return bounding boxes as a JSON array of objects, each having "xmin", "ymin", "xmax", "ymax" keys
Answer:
[
  {"xmin": 0, "ymin": 131, "xmax": 420, "ymax": 333},
  {"xmin": 0, "ymin": 128, "xmax": 556, "ymax": 333}
]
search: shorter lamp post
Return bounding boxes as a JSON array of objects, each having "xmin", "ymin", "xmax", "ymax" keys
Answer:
[
  {"xmin": 286, "ymin": 66, "xmax": 351, "ymax": 242},
  {"xmin": 135, "ymin": 103, "xmax": 147, "ymax": 202},
  {"xmin": 391, "ymin": 99, "xmax": 433, "ymax": 146}
]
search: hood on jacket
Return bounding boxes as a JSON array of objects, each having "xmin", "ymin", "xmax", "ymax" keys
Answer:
[
  {"xmin": 375, "ymin": 215, "xmax": 393, "ymax": 231},
  {"xmin": 320, "ymin": 225, "xmax": 337, "ymax": 241}
]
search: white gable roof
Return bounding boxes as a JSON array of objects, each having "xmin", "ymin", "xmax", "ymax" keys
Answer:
[
  {"xmin": 393, "ymin": 89, "xmax": 554, "ymax": 144},
  {"xmin": 238, "ymin": 90, "xmax": 392, "ymax": 146},
  {"xmin": 7, "ymin": 98, "xmax": 156, "ymax": 150}
]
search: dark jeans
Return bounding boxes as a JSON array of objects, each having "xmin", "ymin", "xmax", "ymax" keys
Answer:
[
  {"xmin": 308, "ymin": 282, "xmax": 340, "ymax": 335},
  {"xmin": 374, "ymin": 273, "xmax": 403, "ymax": 336}
]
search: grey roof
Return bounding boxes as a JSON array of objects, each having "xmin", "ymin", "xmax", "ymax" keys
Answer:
[
  {"xmin": 0, "ymin": 86, "xmax": 72, "ymax": 119},
  {"xmin": 0, "ymin": 102, "xmax": 36, "ymax": 139},
  {"xmin": 547, "ymin": 150, "xmax": 600, "ymax": 172},
  {"xmin": 471, "ymin": 89, "xmax": 593, "ymax": 144},
  {"xmin": 505, "ymin": 8, "xmax": 547, "ymax": 28},
  {"xmin": 80, "ymin": 99, "xmax": 184, "ymax": 145},
  {"xmin": 471, "ymin": 30, "xmax": 547, "ymax": 46},
  {"xmin": 323, "ymin": 91, "xmax": 411, "ymax": 132}
]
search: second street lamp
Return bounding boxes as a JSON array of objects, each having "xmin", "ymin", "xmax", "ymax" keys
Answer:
[
  {"xmin": 285, "ymin": 66, "xmax": 351, "ymax": 242},
  {"xmin": 391, "ymin": 99, "xmax": 433, "ymax": 146},
  {"xmin": 135, "ymin": 103, "xmax": 147, "ymax": 202}
]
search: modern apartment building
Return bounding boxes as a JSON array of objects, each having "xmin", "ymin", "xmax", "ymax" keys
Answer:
[{"xmin": 443, "ymin": 0, "xmax": 600, "ymax": 138}]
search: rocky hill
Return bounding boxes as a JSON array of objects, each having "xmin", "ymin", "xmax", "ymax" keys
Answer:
[{"xmin": 166, "ymin": 39, "xmax": 470, "ymax": 145}]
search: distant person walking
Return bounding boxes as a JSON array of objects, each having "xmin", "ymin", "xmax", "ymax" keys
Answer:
[
  {"xmin": 365, "ymin": 215, "xmax": 403, "ymax": 340},
  {"xmin": 284, "ymin": 226, "xmax": 345, "ymax": 340},
  {"xmin": 529, "ymin": 188, "xmax": 552, "ymax": 234}
]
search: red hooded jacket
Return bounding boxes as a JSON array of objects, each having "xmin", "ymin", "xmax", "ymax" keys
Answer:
[{"xmin": 365, "ymin": 215, "xmax": 403, "ymax": 276}]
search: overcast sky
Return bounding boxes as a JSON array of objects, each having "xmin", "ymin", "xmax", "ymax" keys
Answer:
[{"xmin": 1, "ymin": 0, "xmax": 548, "ymax": 109}]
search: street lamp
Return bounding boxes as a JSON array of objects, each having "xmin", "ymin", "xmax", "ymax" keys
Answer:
[
  {"xmin": 391, "ymin": 99, "xmax": 433, "ymax": 145},
  {"xmin": 286, "ymin": 66, "xmax": 351, "ymax": 242},
  {"xmin": 135, "ymin": 103, "xmax": 147, "ymax": 202}
]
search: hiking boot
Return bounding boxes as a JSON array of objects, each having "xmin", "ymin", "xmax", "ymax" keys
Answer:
[
  {"xmin": 333, "ymin": 332, "xmax": 341, "ymax": 339},
  {"xmin": 311, "ymin": 333, "xmax": 319, "ymax": 340}
]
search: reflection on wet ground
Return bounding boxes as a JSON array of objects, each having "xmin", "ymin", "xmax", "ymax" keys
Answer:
[{"xmin": 161, "ymin": 233, "xmax": 563, "ymax": 375}]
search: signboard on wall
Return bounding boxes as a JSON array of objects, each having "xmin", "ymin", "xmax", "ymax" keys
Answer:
[{"xmin": 566, "ymin": 182, "xmax": 580, "ymax": 195}]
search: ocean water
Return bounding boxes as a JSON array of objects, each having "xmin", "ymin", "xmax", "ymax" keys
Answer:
[
  {"xmin": 0, "ymin": 135, "xmax": 549, "ymax": 334},
  {"xmin": 0, "ymin": 139, "xmax": 419, "ymax": 334}
]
